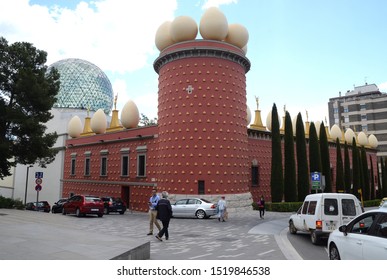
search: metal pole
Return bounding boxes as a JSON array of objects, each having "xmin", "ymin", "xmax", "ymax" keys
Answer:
[{"xmin": 24, "ymin": 166, "xmax": 30, "ymax": 204}]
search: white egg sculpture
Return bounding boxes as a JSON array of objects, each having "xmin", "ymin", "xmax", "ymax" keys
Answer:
[
  {"xmin": 357, "ymin": 131, "xmax": 368, "ymax": 146},
  {"xmin": 68, "ymin": 115, "xmax": 83, "ymax": 138},
  {"xmin": 225, "ymin": 23, "xmax": 249, "ymax": 48},
  {"xmin": 315, "ymin": 121, "xmax": 321, "ymax": 138},
  {"xmin": 368, "ymin": 134, "xmax": 378, "ymax": 148},
  {"xmin": 199, "ymin": 7, "xmax": 228, "ymax": 40},
  {"xmin": 292, "ymin": 116, "xmax": 298, "ymax": 135},
  {"xmin": 246, "ymin": 105, "xmax": 251, "ymax": 125},
  {"xmin": 155, "ymin": 21, "xmax": 174, "ymax": 51},
  {"xmin": 121, "ymin": 100, "xmax": 140, "ymax": 129},
  {"xmin": 170, "ymin": 16, "xmax": 198, "ymax": 43},
  {"xmin": 330, "ymin": 124, "xmax": 342, "ymax": 141},
  {"xmin": 344, "ymin": 128, "xmax": 356, "ymax": 143},
  {"xmin": 91, "ymin": 109, "xmax": 107, "ymax": 134},
  {"xmin": 266, "ymin": 110, "xmax": 281, "ymax": 132},
  {"xmin": 242, "ymin": 45, "xmax": 248, "ymax": 55}
]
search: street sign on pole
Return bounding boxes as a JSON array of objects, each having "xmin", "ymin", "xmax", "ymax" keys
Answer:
[
  {"xmin": 35, "ymin": 172, "xmax": 43, "ymax": 179},
  {"xmin": 311, "ymin": 172, "xmax": 321, "ymax": 190}
]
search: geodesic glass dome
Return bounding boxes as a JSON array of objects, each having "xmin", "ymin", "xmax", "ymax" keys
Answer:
[{"xmin": 48, "ymin": 58, "xmax": 113, "ymax": 115}]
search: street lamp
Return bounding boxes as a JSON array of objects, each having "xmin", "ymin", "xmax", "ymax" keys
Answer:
[{"xmin": 24, "ymin": 165, "xmax": 33, "ymax": 204}]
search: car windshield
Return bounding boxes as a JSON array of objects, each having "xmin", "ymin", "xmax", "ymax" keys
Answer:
[{"xmin": 85, "ymin": 197, "xmax": 100, "ymax": 202}]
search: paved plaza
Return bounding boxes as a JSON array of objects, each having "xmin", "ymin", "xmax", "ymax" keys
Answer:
[{"xmin": 0, "ymin": 208, "xmax": 300, "ymax": 260}]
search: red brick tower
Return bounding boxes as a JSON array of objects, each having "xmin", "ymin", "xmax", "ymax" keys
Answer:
[{"xmin": 154, "ymin": 40, "xmax": 251, "ymax": 196}]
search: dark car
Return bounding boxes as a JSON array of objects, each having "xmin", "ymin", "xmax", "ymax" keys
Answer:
[
  {"xmin": 25, "ymin": 201, "xmax": 51, "ymax": 213},
  {"xmin": 62, "ymin": 195, "xmax": 104, "ymax": 217},
  {"xmin": 51, "ymin": 198, "xmax": 68, "ymax": 214},
  {"xmin": 101, "ymin": 197, "xmax": 127, "ymax": 215}
]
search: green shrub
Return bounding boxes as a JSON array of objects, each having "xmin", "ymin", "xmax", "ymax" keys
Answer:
[{"xmin": 0, "ymin": 195, "xmax": 24, "ymax": 209}]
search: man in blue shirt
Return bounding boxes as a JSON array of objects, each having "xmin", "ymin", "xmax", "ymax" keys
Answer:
[{"xmin": 147, "ymin": 188, "xmax": 161, "ymax": 235}]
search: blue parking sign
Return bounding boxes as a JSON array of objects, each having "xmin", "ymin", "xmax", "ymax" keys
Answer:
[
  {"xmin": 35, "ymin": 172, "xmax": 43, "ymax": 179},
  {"xmin": 311, "ymin": 172, "xmax": 320, "ymax": 182}
]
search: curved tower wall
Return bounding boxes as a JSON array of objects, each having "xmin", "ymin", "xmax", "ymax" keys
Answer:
[{"xmin": 154, "ymin": 40, "xmax": 251, "ymax": 196}]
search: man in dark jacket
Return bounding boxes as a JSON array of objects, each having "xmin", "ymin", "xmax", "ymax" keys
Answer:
[{"xmin": 155, "ymin": 191, "xmax": 173, "ymax": 241}]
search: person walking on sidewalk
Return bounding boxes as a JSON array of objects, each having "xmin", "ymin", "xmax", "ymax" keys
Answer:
[
  {"xmin": 217, "ymin": 196, "xmax": 227, "ymax": 222},
  {"xmin": 155, "ymin": 191, "xmax": 173, "ymax": 241},
  {"xmin": 258, "ymin": 195, "xmax": 265, "ymax": 219},
  {"xmin": 147, "ymin": 188, "xmax": 161, "ymax": 235}
]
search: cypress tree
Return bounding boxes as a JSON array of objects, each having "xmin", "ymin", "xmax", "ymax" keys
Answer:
[
  {"xmin": 352, "ymin": 138, "xmax": 360, "ymax": 199},
  {"xmin": 384, "ymin": 158, "xmax": 387, "ymax": 197},
  {"xmin": 270, "ymin": 103, "xmax": 284, "ymax": 202},
  {"xmin": 309, "ymin": 122, "xmax": 321, "ymax": 173},
  {"xmin": 344, "ymin": 141, "xmax": 351, "ymax": 193},
  {"xmin": 296, "ymin": 113, "xmax": 309, "ymax": 201},
  {"xmin": 360, "ymin": 147, "xmax": 370, "ymax": 200},
  {"xmin": 319, "ymin": 121, "xmax": 332, "ymax": 192},
  {"xmin": 335, "ymin": 138, "xmax": 345, "ymax": 192},
  {"xmin": 284, "ymin": 111, "xmax": 297, "ymax": 202},
  {"xmin": 379, "ymin": 158, "xmax": 385, "ymax": 199},
  {"xmin": 369, "ymin": 155, "xmax": 375, "ymax": 200}
]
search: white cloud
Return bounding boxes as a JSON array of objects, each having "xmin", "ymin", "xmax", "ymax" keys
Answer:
[
  {"xmin": 378, "ymin": 82, "xmax": 387, "ymax": 91},
  {"xmin": 0, "ymin": 0, "xmax": 178, "ymax": 73},
  {"xmin": 201, "ymin": 0, "xmax": 238, "ymax": 9}
]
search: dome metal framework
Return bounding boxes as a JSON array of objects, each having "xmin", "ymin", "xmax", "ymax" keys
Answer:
[{"xmin": 48, "ymin": 58, "xmax": 113, "ymax": 115}]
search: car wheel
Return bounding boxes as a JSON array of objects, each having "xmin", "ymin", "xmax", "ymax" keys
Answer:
[
  {"xmin": 196, "ymin": 209, "xmax": 206, "ymax": 219},
  {"xmin": 311, "ymin": 230, "xmax": 320, "ymax": 245},
  {"xmin": 104, "ymin": 207, "xmax": 109, "ymax": 215},
  {"xmin": 289, "ymin": 220, "xmax": 297, "ymax": 234},
  {"xmin": 98, "ymin": 213, "xmax": 103, "ymax": 218},
  {"xmin": 119, "ymin": 211, "xmax": 125, "ymax": 215},
  {"xmin": 329, "ymin": 243, "xmax": 341, "ymax": 260},
  {"xmin": 76, "ymin": 208, "xmax": 81, "ymax": 217},
  {"xmin": 62, "ymin": 208, "xmax": 66, "ymax": 215}
]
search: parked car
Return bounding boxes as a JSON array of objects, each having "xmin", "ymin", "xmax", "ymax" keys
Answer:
[
  {"xmin": 328, "ymin": 206, "xmax": 387, "ymax": 259},
  {"xmin": 380, "ymin": 197, "xmax": 387, "ymax": 207},
  {"xmin": 289, "ymin": 193, "xmax": 363, "ymax": 244},
  {"xmin": 25, "ymin": 201, "xmax": 51, "ymax": 212},
  {"xmin": 62, "ymin": 195, "xmax": 104, "ymax": 217},
  {"xmin": 51, "ymin": 198, "xmax": 68, "ymax": 214},
  {"xmin": 101, "ymin": 197, "xmax": 127, "ymax": 214},
  {"xmin": 171, "ymin": 198, "xmax": 217, "ymax": 219}
]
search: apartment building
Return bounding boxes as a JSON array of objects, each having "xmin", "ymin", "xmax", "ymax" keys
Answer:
[{"xmin": 328, "ymin": 83, "xmax": 387, "ymax": 157}]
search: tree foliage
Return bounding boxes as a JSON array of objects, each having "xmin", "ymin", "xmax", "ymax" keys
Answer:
[
  {"xmin": 0, "ymin": 37, "xmax": 59, "ymax": 178},
  {"xmin": 351, "ymin": 138, "xmax": 360, "ymax": 198},
  {"xmin": 335, "ymin": 138, "xmax": 344, "ymax": 192},
  {"xmin": 344, "ymin": 141, "xmax": 351, "ymax": 193},
  {"xmin": 369, "ymin": 155, "xmax": 375, "ymax": 200},
  {"xmin": 270, "ymin": 103, "xmax": 284, "ymax": 202},
  {"xmin": 139, "ymin": 113, "xmax": 157, "ymax": 126},
  {"xmin": 360, "ymin": 147, "xmax": 370, "ymax": 200},
  {"xmin": 284, "ymin": 111, "xmax": 297, "ymax": 202},
  {"xmin": 319, "ymin": 121, "xmax": 331, "ymax": 192},
  {"xmin": 295, "ymin": 113, "xmax": 309, "ymax": 201},
  {"xmin": 308, "ymin": 122, "xmax": 321, "ymax": 173}
]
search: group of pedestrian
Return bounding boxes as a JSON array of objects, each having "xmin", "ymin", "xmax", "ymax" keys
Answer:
[
  {"xmin": 148, "ymin": 188, "xmax": 172, "ymax": 241},
  {"xmin": 147, "ymin": 189, "xmax": 266, "ymax": 241}
]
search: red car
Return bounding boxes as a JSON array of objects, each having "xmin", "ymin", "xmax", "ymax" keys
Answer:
[{"xmin": 62, "ymin": 195, "xmax": 104, "ymax": 217}]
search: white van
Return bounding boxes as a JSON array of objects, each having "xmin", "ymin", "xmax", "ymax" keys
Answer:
[{"xmin": 288, "ymin": 193, "xmax": 363, "ymax": 244}]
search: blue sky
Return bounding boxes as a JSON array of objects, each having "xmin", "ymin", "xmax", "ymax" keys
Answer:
[{"xmin": 1, "ymin": 0, "xmax": 387, "ymax": 126}]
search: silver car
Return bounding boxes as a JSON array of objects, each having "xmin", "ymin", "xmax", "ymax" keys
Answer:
[{"xmin": 171, "ymin": 198, "xmax": 217, "ymax": 219}]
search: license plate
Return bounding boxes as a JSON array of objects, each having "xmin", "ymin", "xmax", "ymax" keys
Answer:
[
  {"xmin": 91, "ymin": 208, "xmax": 99, "ymax": 211},
  {"xmin": 116, "ymin": 209, "xmax": 122, "ymax": 211},
  {"xmin": 327, "ymin": 225, "xmax": 335, "ymax": 231}
]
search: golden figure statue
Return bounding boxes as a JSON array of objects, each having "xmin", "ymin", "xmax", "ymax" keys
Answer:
[{"xmin": 255, "ymin": 96, "xmax": 259, "ymax": 110}]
